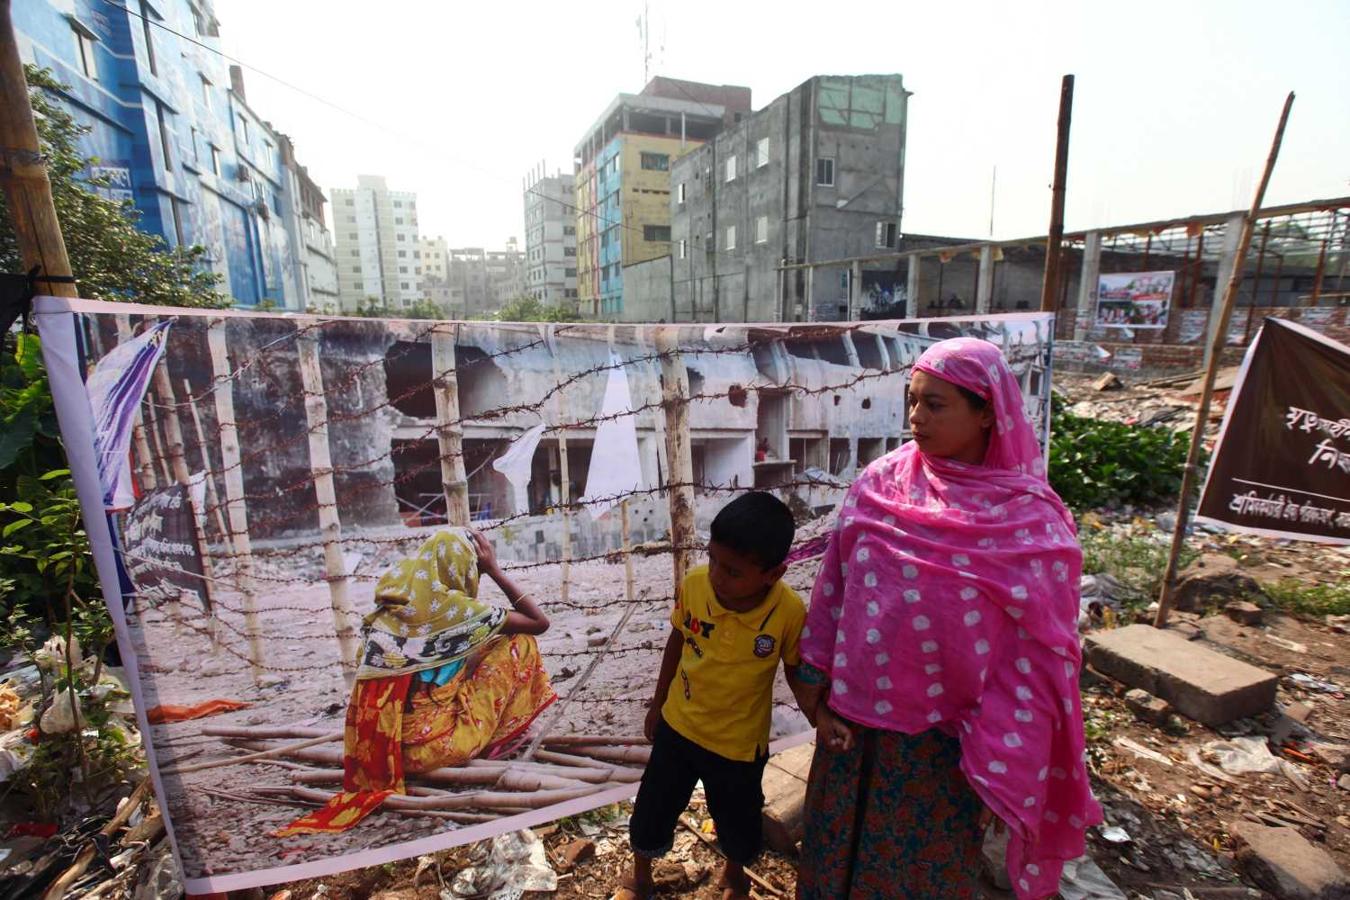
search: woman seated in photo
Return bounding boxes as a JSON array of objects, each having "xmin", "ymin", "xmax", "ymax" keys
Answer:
[{"xmin": 277, "ymin": 529, "xmax": 554, "ymax": 836}]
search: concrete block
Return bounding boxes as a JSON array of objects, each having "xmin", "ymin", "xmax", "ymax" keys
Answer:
[
  {"xmin": 1124, "ymin": 688, "xmax": 1171, "ymax": 725},
  {"xmin": 1084, "ymin": 624, "xmax": 1277, "ymax": 726},
  {"xmin": 760, "ymin": 742, "xmax": 815, "ymax": 855},
  {"xmin": 1231, "ymin": 821, "xmax": 1350, "ymax": 900},
  {"xmin": 1224, "ymin": 600, "xmax": 1265, "ymax": 626}
]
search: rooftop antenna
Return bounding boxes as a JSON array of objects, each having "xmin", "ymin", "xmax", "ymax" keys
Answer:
[
  {"xmin": 637, "ymin": 0, "xmax": 651, "ymax": 85},
  {"xmin": 989, "ymin": 165, "xmax": 997, "ymax": 237}
]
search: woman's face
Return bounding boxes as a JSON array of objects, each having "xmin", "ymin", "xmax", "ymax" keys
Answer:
[{"xmin": 907, "ymin": 369, "xmax": 994, "ymax": 464}]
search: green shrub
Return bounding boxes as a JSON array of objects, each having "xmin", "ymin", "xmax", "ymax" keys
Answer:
[{"xmin": 1049, "ymin": 398, "xmax": 1191, "ymax": 512}]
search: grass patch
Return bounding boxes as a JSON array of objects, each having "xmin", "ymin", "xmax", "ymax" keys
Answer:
[
  {"xmin": 1261, "ymin": 579, "xmax": 1350, "ymax": 618},
  {"xmin": 1078, "ymin": 518, "xmax": 1198, "ymax": 611}
]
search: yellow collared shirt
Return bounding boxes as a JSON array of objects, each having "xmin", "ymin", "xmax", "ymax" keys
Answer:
[{"xmin": 661, "ymin": 566, "xmax": 805, "ymax": 761}]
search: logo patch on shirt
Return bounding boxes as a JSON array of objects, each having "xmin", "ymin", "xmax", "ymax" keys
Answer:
[
  {"xmin": 753, "ymin": 634, "xmax": 776, "ymax": 658},
  {"xmin": 683, "ymin": 612, "xmax": 716, "ymax": 639}
]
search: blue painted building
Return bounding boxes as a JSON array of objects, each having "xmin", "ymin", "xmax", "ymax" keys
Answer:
[{"xmin": 14, "ymin": 0, "xmax": 318, "ymax": 309}]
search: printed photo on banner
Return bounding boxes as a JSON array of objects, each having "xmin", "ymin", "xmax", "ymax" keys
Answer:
[
  {"xmin": 1197, "ymin": 317, "xmax": 1350, "ymax": 544},
  {"xmin": 1094, "ymin": 270, "xmax": 1175, "ymax": 329},
  {"xmin": 35, "ymin": 298, "xmax": 1055, "ymax": 892}
]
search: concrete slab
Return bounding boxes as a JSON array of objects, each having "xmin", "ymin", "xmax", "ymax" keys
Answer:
[
  {"xmin": 1084, "ymin": 624, "xmax": 1277, "ymax": 726},
  {"xmin": 1231, "ymin": 821, "xmax": 1350, "ymax": 900},
  {"xmin": 760, "ymin": 742, "xmax": 815, "ymax": 854}
]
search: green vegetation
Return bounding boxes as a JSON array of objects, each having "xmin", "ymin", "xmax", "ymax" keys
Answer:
[{"xmin": 1049, "ymin": 397, "xmax": 1191, "ymax": 512}]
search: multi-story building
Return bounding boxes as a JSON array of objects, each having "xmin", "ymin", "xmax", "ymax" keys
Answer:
[
  {"xmin": 573, "ymin": 78, "xmax": 751, "ymax": 318},
  {"xmin": 277, "ymin": 134, "xmax": 337, "ymax": 311},
  {"xmin": 437, "ymin": 242, "xmax": 526, "ymax": 318},
  {"xmin": 522, "ymin": 167, "xmax": 577, "ymax": 307},
  {"xmin": 656, "ymin": 74, "xmax": 910, "ymax": 323},
  {"xmin": 14, "ymin": 0, "xmax": 319, "ymax": 310},
  {"xmin": 331, "ymin": 175, "xmax": 421, "ymax": 312}
]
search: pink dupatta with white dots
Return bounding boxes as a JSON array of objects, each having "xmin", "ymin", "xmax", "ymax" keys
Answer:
[{"xmin": 800, "ymin": 337, "xmax": 1101, "ymax": 898}]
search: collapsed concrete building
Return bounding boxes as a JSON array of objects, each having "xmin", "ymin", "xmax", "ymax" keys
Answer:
[{"xmin": 118, "ymin": 314, "xmax": 1049, "ymax": 566}]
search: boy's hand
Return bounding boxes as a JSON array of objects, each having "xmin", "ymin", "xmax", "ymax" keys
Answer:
[
  {"xmin": 816, "ymin": 702, "xmax": 854, "ymax": 753},
  {"xmin": 468, "ymin": 529, "xmax": 499, "ymax": 577},
  {"xmin": 643, "ymin": 703, "xmax": 662, "ymax": 742}
]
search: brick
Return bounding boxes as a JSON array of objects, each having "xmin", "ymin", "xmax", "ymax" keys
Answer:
[
  {"xmin": 1124, "ymin": 688, "xmax": 1171, "ymax": 725},
  {"xmin": 1084, "ymin": 624, "xmax": 1277, "ymax": 726},
  {"xmin": 1231, "ymin": 821, "xmax": 1350, "ymax": 900}
]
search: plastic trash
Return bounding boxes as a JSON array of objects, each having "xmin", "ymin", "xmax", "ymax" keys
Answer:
[
  {"xmin": 1099, "ymin": 825, "xmax": 1131, "ymax": 844},
  {"xmin": 40, "ymin": 690, "xmax": 81, "ymax": 735},
  {"xmin": 132, "ymin": 843, "xmax": 184, "ymax": 900},
  {"xmin": 446, "ymin": 829, "xmax": 557, "ymax": 899},
  {"xmin": 1202, "ymin": 736, "xmax": 1308, "ymax": 790},
  {"xmin": 1057, "ymin": 856, "xmax": 1127, "ymax": 900}
]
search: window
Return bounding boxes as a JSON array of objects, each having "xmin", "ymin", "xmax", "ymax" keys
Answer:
[
  {"xmin": 725, "ymin": 225, "xmax": 736, "ymax": 251},
  {"xmin": 169, "ymin": 199, "xmax": 185, "ymax": 247},
  {"xmin": 238, "ymin": 115, "xmax": 250, "ymax": 149},
  {"xmin": 755, "ymin": 216, "xmax": 768, "ymax": 244},
  {"xmin": 756, "ymin": 137, "xmax": 770, "ymax": 168},
  {"xmin": 725, "ymin": 155, "xmax": 737, "ymax": 183},
  {"xmin": 401, "ymin": 282, "xmax": 410, "ymax": 289},
  {"xmin": 350, "ymin": 249, "xmax": 359, "ymax": 256},
  {"xmin": 563, "ymin": 225, "xmax": 575, "ymax": 236},
  {"xmin": 344, "ymin": 198, "xmax": 354, "ymax": 206},
  {"xmin": 395, "ymin": 217, "xmax": 403, "ymax": 225},
  {"xmin": 394, "ymin": 201, "xmax": 402, "ymax": 208},
  {"xmin": 643, "ymin": 225, "xmax": 671, "ymax": 242},
  {"xmin": 397, "ymin": 234, "xmax": 406, "ymax": 241},
  {"xmin": 190, "ymin": 3, "xmax": 206, "ymax": 34},
  {"xmin": 155, "ymin": 102, "xmax": 172, "ymax": 171},
  {"xmin": 816, "ymin": 157, "xmax": 835, "ymax": 186},
  {"xmin": 139, "ymin": 2, "xmax": 157, "ymax": 75},
  {"xmin": 640, "ymin": 152, "xmax": 669, "ymax": 171},
  {"xmin": 875, "ymin": 221, "xmax": 897, "ymax": 249},
  {"xmin": 209, "ymin": 144, "xmax": 221, "ymax": 177},
  {"xmin": 565, "ymin": 267, "xmax": 576, "ymax": 277},
  {"xmin": 677, "ymin": 182, "xmax": 686, "ymax": 204},
  {"xmin": 189, "ymin": 127, "xmax": 199, "ymax": 164},
  {"xmin": 400, "ymin": 266, "xmax": 408, "ymax": 273},
  {"xmin": 678, "ymin": 239, "xmax": 687, "ymax": 259},
  {"xmin": 72, "ymin": 23, "xmax": 98, "ymax": 81},
  {"xmin": 564, "ymin": 247, "xmax": 576, "ymax": 257},
  {"xmin": 351, "ymin": 266, "xmax": 360, "ymax": 273},
  {"xmin": 398, "ymin": 250, "xmax": 407, "ymax": 258}
]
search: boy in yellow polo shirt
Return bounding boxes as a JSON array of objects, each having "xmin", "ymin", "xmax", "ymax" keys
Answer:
[{"xmin": 618, "ymin": 492, "xmax": 809, "ymax": 900}]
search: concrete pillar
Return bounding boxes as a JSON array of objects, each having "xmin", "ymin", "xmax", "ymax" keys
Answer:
[
  {"xmin": 849, "ymin": 260, "xmax": 862, "ymax": 321},
  {"xmin": 906, "ymin": 255, "xmax": 921, "ymax": 318},
  {"xmin": 1073, "ymin": 230, "xmax": 1102, "ymax": 341},
  {"xmin": 976, "ymin": 245, "xmax": 995, "ymax": 313},
  {"xmin": 1205, "ymin": 214, "xmax": 1246, "ymax": 369}
]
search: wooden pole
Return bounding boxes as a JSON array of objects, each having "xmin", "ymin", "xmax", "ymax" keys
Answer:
[
  {"xmin": 183, "ymin": 379, "xmax": 231, "ymax": 549},
  {"xmin": 431, "ymin": 326, "xmax": 471, "ymax": 526},
  {"xmin": 205, "ymin": 317, "xmax": 265, "ymax": 678},
  {"xmin": 142, "ymin": 397, "xmax": 173, "ymax": 487},
  {"xmin": 545, "ymin": 324, "xmax": 573, "ymax": 607},
  {"xmin": 150, "ymin": 360, "xmax": 217, "ymax": 617},
  {"xmin": 115, "ymin": 316, "xmax": 159, "ymax": 491},
  {"xmin": 0, "ymin": 0, "xmax": 77, "ymax": 300},
  {"xmin": 1153, "ymin": 92, "xmax": 1294, "ymax": 629},
  {"xmin": 1039, "ymin": 74, "xmax": 1074, "ymax": 313},
  {"xmin": 296, "ymin": 333, "xmax": 360, "ymax": 682},
  {"xmin": 655, "ymin": 327, "xmax": 696, "ymax": 591}
]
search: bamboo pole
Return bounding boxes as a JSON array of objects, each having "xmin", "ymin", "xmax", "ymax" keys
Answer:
[
  {"xmin": 0, "ymin": 0, "xmax": 78, "ymax": 301},
  {"xmin": 541, "ymin": 734, "xmax": 650, "ymax": 747},
  {"xmin": 282, "ymin": 787, "xmax": 498, "ymax": 824},
  {"xmin": 150, "ymin": 354, "xmax": 217, "ymax": 617},
  {"xmin": 296, "ymin": 333, "xmax": 360, "ymax": 681},
  {"xmin": 531, "ymin": 749, "xmax": 645, "ymax": 781},
  {"xmin": 1154, "ymin": 92, "xmax": 1294, "ymax": 629},
  {"xmin": 1039, "ymin": 74, "xmax": 1074, "ymax": 313},
  {"xmin": 431, "ymin": 326, "xmax": 471, "ymax": 526},
  {"xmin": 114, "ymin": 316, "xmax": 159, "ymax": 491},
  {"xmin": 655, "ymin": 327, "xmax": 696, "ymax": 590},
  {"xmin": 545, "ymin": 324, "xmax": 573, "ymax": 605},
  {"xmin": 160, "ymin": 732, "xmax": 342, "ymax": 776},
  {"xmin": 141, "ymin": 393, "xmax": 173, "ymax": 487},
  {"xmin": 40, "ymin": 780, "xmax": 150, "ymax": 900},
  {"xmin": 206, "ymin": 317, "xmax": 264, "ymax": 678},
  {"xmin": 182, "ymin": 378, "xmax": 231, "ymax": 548}
]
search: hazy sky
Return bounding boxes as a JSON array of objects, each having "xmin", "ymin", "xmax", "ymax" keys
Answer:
[{"xmin": 218, "ymin": 0, "xmax": 1350, "ymax": 249}]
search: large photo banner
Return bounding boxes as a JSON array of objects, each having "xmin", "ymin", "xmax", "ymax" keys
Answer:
[
  {"xmin": 35, "ymin": 297, "xmax": 1055, "ymax": 892},
  {"xmin": 1094, "ymin": 270, "xmax": 1174, "ymax": 329},
  {"xmin": 1197, "ymin": 317, "xmax": 1350, "ymax": 543}
]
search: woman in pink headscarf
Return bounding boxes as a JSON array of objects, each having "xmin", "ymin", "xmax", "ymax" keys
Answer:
[{"xmin": 795, "ymin": 337, "xmax": 1100, "ymax": 899}]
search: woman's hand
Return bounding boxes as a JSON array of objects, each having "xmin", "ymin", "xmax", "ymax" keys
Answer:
[
  {"xmin": 816, "ymin": 701, "xmax": 854, "ymax": 753},
  {"xmin": 469, "ymin": 529, "xmax": 499, "ymax": 578}
]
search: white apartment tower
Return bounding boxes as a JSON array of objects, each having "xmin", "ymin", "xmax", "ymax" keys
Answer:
[
  {"xmin": 332, "ymin": 175, "xmax": 422, "ymax": 312},
  {"xmin": 522, "ymin": 166, "xmax": 578, "ymax": 307}
]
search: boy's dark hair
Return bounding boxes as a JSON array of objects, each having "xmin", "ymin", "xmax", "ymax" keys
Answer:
[{"xmin": 710, "ymin": 491, "xmax": 796, "ymax": 570}]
